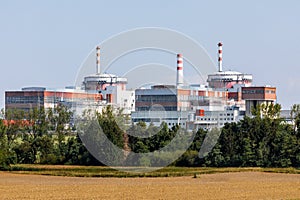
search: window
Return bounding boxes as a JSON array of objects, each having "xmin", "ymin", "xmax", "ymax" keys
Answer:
[
  {"xmin": 243, "ymin": 89, "xmax": 263, "ymax": 94},
  {"xmin": 266, "ymin": 90, "xmax": 275, "ymax": 94}
]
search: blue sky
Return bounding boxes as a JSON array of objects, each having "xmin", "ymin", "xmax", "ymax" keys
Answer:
[{"xmin": 0, "ymin": 0, "xmax": 299, "ymax": 109}]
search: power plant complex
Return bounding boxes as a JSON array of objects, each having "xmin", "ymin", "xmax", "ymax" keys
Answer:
[{"xmin": 5, "ymin": 42, "xmax": 277, "ymax": 131}]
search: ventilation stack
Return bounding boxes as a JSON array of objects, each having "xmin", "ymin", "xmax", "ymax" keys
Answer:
[
  {"xmin": 96, "ymin": 46, "xmax": 100, "ymax": 74},
  {"xmin": 176, "ymin": 54, "xmax": 184, "ymax": 87},
  {"xmin": 218, "ymin": 42, "xmax": 223, "ymax": 72}
]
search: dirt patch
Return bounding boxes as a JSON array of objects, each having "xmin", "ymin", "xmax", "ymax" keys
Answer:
[{"xmin": 0, "ymin": 172, "xmax": 299, "ymax": 199}]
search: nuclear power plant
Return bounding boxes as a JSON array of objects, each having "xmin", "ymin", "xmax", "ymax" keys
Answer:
[
  {"xmin": 131, "ymin": 42, "xmax": 275, "ymax": 130},
  {"xmin": 5, "ymin": 42, "xmax": 277, "ymax": 131}
]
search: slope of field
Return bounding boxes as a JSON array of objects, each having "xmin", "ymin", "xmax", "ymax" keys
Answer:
[
  {"xmin": 0, "ymin": 172, "xmax": 299, "ymax": 200},
  {"xmin": 9, "ymin": 164, "xmax": 300, "ymax": 177}
]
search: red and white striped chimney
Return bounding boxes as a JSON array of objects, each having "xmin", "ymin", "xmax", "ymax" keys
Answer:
[
  {"xmin": 96, "ymin": 46, "xmax": 100, "ymax": 74},
  {"xmin": 218, "ymin": 42, "xmax": 223, "ymax": 72},
  {"xmin": 176, "ymin": 54, "xmax": 184, "ymax": 87}
]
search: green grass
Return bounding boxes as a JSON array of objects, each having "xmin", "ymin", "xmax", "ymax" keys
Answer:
[{"xmin": 7, "ymin": 164, "xmax": 300, "ymax": 178}]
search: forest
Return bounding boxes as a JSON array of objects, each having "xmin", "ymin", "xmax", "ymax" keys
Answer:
[{"xmin": 0, "ymin": 103, "xmax": 300, "ymax": 170}]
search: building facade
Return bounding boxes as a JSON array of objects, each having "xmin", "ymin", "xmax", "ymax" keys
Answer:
[
  {"xmin": 131, "ymin": 42, "xmax": 276, "ymax": 130},
  {"xmin": 5, "ymin": 43, "xmax": 277, "ymax": 131},
  {"xmin": 5, "ymin": 87, "xmax": 96, "ymax": 112},
  {"xmin": 242, "ymin": 86, "xmax": 277, "ymax": 116}
]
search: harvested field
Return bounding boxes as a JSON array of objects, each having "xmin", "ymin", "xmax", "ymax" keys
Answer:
[{"xmin": 0, "ymin": 172, "xmax": 300, "ymax": 199}]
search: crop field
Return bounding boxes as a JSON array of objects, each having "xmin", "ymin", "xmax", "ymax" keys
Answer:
[
  {"xmin": 0, "ymin": 171, "xmax": 300, "ymax": 199},
  {"xmin": 1, "ymin": 165, "xmax": 300, "ymax": 199}
]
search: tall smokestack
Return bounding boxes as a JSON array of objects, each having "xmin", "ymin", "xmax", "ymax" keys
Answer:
[
  {"xmin": 218, "ymin": 42, "xmax": 223, "ymax": 72},
  {"xmin": 96, "ymin": 46, "xmax": 100, "ymax": 74},
  {"xmin": 176, "ymin": 54, "xmax": 184, "ymax": 87}
]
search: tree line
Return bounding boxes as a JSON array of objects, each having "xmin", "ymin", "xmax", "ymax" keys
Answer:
[
  {"xmin": 0, "ymin": 106, "xmax": 101, "ymax": 170},
  {"xmin": 0, "ymin": 103, "xmax": 300, "ymax": 169}
]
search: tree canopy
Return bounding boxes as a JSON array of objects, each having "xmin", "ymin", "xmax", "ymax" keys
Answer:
[{"xmin": 1, "ymin": 103, "xmax": 300, "ymax": 169}]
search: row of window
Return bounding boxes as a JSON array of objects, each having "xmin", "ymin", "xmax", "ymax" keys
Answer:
[
  {"xmin": 132, "ymin": 118, "xmax": 187, "ymax": 122},
  {"xmin": 136, "ymin": 106, "xmax": 177, "ymax": 111},
  {"xmin": 44, "ymin": 97, "xmax": 74, "ymax": 103},
  {"xmin": 136, "ymin": 95, "xmax": 177, "ymax": 102},
  {"xmin": 199, "ymin": 117, "xmax": 234, "ymax": 121},
  {"xmin": 242, "ymin": 89, "xmax": 275, "ymax": 94},
  {"xmin": 242, "ymin": 90, "xmax": 264, "ymax": 94},
  {"xmin": 6, "ymin": 96, "xmax": 44, "ymax": 104},
  {"xmin": 6, "ymin": 96, "xmax": 100, "ymax": 105},
  {"xmin": 168, "ymin": 122, "xmax": 185, "ymax": 126},
  {"xmin": 266, "ymin": 90, "xmax": 276, "ymax": 94},
  {"xmin": 219, "ymin": 113, "xmax": 234, "ymax": 116}
]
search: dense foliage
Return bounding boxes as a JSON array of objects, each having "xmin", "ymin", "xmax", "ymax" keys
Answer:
[
  {"xmin": 0, "ymin": 103, "xmax": 300, "ymax": 169},
  {"xmin": 0, "ymin": 106, "xmax": 100, "ymax": 169},
  {"xmin": 175, "ymin": 103, "xmax": 300, "ymax": 167}
]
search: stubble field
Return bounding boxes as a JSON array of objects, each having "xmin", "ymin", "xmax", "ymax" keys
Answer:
[{"xmin": 1, "ymin": 171, "xmax": 300, "ymax": 200}]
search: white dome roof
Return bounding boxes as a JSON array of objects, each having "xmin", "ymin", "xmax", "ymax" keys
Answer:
[
  {"xmin": 85, "ymin": 73, "xmax": 118, "ymax": 78},
  {"xmin": 217, "ymin": 70, "xmax": 242, "ymax": 75}
]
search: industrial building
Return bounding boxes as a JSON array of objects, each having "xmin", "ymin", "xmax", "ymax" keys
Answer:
[
  {"xmin": 79, "ymin": 46, "xmax": 135, "ymax": 114},
  {"xmin": 5, "ymin": 42, "xmax": 277, "ymax": 131},
  {"xmin": 131, "ymin": 42, "xmax": 276, "ymax": 130},
  {"xmin": 5, "ymin": 46, "xmax": 135, "ymax": 117},
  {"xmin": 242, "ymin": 86, "xmax": 277, "ymax": 116},
  {"xmin": 5, "ymin": 87, "xmax": 95, "ymax": 112}
]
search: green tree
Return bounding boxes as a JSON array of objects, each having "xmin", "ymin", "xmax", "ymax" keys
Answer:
[
  {"xmin": 27, "ymin": 107, "xmax": 49, "ymax": 138},
  {"xmin": 97, "ymin": 106, "xmax": 125, "ymax": 149},
  {"xmin": 251, "ymin": 103, "xmax": 281, "ymax": 119},
  {"xmin": 4, "ymin": 109, "xmax": 25, "ymax": 146},
  {"xmin": 48, "ymin": 104, "xmax": 72, "ymax": 163},
  {"xmin": 35, "ymin": 135, "xmax": 56, "ymax": 164},
  {"xmin": 14, "ymin": 139, "xmax": 35, "ymax": 164},
  {"xmin": 205, "ymin": 143, "xmax": 224, "ymax": 167},
  {"xmin": 76, "ymin": 105, "xmax": 126, "ymax": 166},
  {"xmin": 291, "ymin": 104, "xmax": 300, "ymax": 135},
  {"xmin": 0, "ymin": 119, "xmax": 10, "ymax": 169},
  {"xmin": 188, "ymin": 128, "xmax": 207, "ymax": 151}
]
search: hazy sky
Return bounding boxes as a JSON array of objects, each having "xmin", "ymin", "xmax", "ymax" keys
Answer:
[{"xmin": 0, "ymin": 0, "xmax": 299, "ymax": 109}]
